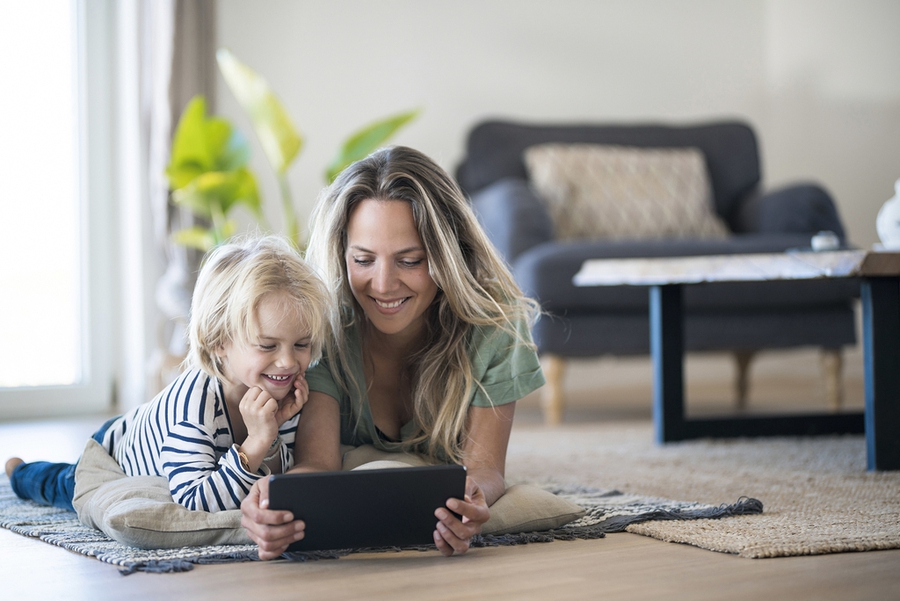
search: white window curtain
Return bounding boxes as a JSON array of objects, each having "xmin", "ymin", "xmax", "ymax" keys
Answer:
[{"xmin": 116, "ymin": 0, "xmax": 216, "ymax": 411}]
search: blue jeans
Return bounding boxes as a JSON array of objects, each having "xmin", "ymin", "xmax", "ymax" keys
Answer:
[{"xmin": 9, "ymin": 416, "xmax": 118, "ymax": 512}]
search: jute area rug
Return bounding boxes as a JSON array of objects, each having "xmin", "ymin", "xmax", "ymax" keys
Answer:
[{"xmin": 504, "ymin": 419, "xmax": 900, "ymax": 558}]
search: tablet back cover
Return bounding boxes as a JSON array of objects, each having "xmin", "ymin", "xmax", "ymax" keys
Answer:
[{"xmin": 269, "ymin": 464, "xmax": 467, "ymax": 552}]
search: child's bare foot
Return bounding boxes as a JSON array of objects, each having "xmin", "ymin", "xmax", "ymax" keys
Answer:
[{"xmin": 5, "ymin": 457, "xmax": 24, "ymax": 477}]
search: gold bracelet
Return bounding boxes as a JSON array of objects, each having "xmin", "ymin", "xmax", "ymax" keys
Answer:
[{"xmin": 237, "ymin": 450, "xmax": 250, "ymax": 471}]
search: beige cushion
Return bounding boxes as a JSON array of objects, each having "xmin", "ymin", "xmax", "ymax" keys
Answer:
[
  {"xmin": 73, "ymin": 439, "xmax": 250, "ymax": 549},
  {"xmin": 482, "ymin": 484, "xmax": 585, "ymax": 535},
  {"xmin": 340, "ymin": 444, "xmax": 430, "ymax": 470},
  {"xmin": 524, "ymin": 143, "xmax": 730, "ymax": 242},
  {"xmin": 73, "ymin": 440, "xmax": 584, "ymax": 548},
  {"xmin": 338, "ymin": 445, "xmax": 585, "ymax": 535}
]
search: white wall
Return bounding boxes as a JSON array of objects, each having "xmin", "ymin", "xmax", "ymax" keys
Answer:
[
  {"xmin": 217, "ymin": 0, "xmax": 900, "ymax": 249},
  {"xmin": 762, "ymin": 0, "xmax": 900, "ymax": 248}
]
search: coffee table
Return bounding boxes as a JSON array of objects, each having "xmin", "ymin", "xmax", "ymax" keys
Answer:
[{"xmin": 573, "ymin": 249, "xmax": 900, "ymax": 471}]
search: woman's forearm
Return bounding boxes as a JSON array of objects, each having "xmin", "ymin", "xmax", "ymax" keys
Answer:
[
  {"xmin": 287, "ymin": 453, "xmax": 340, "ymax": 474},
  {"xmin": 463, "ymin": 402, "xmax": 516, "ymax": 506},
  {"xmin": 466, "ymin": 466, "xmax": 507, "ymax": 506},
  {"xmin": 288, "ymin": 392, "xmax": 342, "ymax": 474}
]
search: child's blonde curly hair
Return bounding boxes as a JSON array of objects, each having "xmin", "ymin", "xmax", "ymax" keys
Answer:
[{"xmin": 186, "ymin": 235, "xmax": 330, "ymax": 383}]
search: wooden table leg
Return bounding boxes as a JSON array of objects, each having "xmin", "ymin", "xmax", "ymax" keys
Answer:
[{"xmin": 861, "ymin": 277, "xmax": 900, "ymax": 471}]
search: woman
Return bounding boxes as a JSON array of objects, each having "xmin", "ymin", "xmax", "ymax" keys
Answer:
[{"xmin": 240, "ymin": 146, "xmax": 545, "ymax": 558}]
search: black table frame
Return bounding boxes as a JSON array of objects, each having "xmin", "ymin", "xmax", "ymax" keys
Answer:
[{"xmin": 649, "ymin": 276, "xmax": 900, "ymax": 471}]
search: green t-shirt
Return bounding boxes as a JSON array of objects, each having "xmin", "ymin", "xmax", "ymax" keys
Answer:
[{"xmin": 306, "ymin": 317, "xmax": 545, "ymax": 452}]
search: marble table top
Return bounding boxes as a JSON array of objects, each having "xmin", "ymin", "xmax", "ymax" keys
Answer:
[{"xmin": 573, "ymin": 249, "xmax": 900, "ymax": 287}]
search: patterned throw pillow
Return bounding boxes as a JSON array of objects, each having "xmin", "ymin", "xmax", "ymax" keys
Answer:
[{"xmin": 524, "ymin": 144, "xmax": 730, "ymax": 242}]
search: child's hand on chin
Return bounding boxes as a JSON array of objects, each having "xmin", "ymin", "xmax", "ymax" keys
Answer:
[
  {"xmin": 240, "ymin": 387, "xmax": 280, "ymax": 445},
  {"xmin": 274, "ymin": 373, "xmax": 307, "ymax": 425}
]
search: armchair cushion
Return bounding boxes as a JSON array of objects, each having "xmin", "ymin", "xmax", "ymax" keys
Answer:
[
  {"xmin": 470, "ymin": 178, "xmax": 554, "ymax": 263},
  {"xmin": 457, "ymin": 120, "xmax": 761, "ymax": 225},
  {"xmin": 524, "ymin": 144, "xmax": 730, "ymax": 241},
  {"xmin": 733, "ymin": 183, "xmax": 846, "ymax": 240}
]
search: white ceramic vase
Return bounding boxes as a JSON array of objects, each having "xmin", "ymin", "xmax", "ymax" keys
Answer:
[{"xmin": 876, "ymin": 178, "xmax": 900, "ymax": 250}]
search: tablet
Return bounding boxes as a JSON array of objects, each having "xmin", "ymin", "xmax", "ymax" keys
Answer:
[{"xmin": 268, "ymin": 464, "xmax": 467, "ymax": 552}]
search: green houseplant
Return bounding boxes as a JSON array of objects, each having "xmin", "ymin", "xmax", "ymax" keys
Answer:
[
  {"xmin": 164, "ymin": 95, "xmax": 262, "ymax": 251},
  {"xmin": 165, "ymin": 48, "xmax": 418, "ymax": 251}
]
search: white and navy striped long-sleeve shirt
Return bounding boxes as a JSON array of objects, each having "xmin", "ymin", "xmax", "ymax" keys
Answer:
[{"xmin": 99, "ymin": 368, "xmax": 298, "ymax": 512}]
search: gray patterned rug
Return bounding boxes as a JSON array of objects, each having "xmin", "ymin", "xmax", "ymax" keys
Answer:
[{"xmin": 0, "ymin": 475, "xmax": 760, "ymax": 574}]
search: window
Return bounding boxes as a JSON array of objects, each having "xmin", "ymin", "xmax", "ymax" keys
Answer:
[
  {"xmin": 0, "ymin": 2, "xmax": 81, "ymax": 388},
  {"xmin": 0, "ymin": 0, "xmax": 115, "ymax": 419}
]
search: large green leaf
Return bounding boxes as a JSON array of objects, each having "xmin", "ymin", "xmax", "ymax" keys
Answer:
[
  {"xmin": 227, "ymin": 166, "xmax": 263, "ymax": 217},
  {"xmin": 166, "ymin": 96, "xmax": 210, "ymax": 188},
  {"xmin": 217, "ymin": 48, "xmax": 303, "ymax": 174},
  {"xmin": 216, "ymin": 127, "xmax": 252, "ymax": 172},
  {"xmin": 170, "ymin": 168, "xmax": 261, "ymax": 219},
  {"xmin": 325, "ymin": 109, "xmax": 419, "ymax": 183},
  {"xmin": 166, "ymin": 95, "xmax": 251, "ymax": 189}
]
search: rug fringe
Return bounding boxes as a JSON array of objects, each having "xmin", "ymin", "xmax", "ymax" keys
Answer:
[
  {"xmin": 282, "ymin": 549, "xmax": 351, "ymax": 562},
  {"xmin": 119, "ymin": 559, "xmax": 196, "ymax": 575},
  {"xmin": 645, "ymin": 496, "xmax": 764, "ymax": 521},
  {"xmin": 475, "ymin": 527, "xmax": 607, "ymax": 548},
  {"xmin": 727, "ymin": 496, "xmax": 765, "ymax": 515},
  {"xmin": 592, "ymin": 496, "xmax": 764, "ymax": 533}
]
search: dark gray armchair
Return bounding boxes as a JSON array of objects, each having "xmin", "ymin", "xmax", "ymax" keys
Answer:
[{"xmin": 457, "ymin": 120, "xmax": 859, "ymax": 424}]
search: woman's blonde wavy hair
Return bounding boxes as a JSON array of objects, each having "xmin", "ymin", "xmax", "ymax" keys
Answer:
[
  {"xmin": 186, "ymin": 235, "xmax": 330, "ymax": 385},
  {"xmin": 305, "ymin": 146, "xmax": 540, "ymax": 464}
]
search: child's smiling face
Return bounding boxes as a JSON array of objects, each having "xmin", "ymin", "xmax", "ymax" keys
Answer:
[{"xmin": 216, "ymin": 290, "xmax": 313, "ymax": 406}]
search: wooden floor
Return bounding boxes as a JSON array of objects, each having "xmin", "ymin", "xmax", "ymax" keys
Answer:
[
  {"xmin": 2, "ymin": 349, "xmax": 899, "ymax": 600},
  {"xmin": 2, "ymin": 523, "xmax": 899, "ymax": 601}
]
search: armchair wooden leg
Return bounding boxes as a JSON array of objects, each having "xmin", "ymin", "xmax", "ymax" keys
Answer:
[
  {"xmin": 540, "ymin": 355, "xmax": 566, "ymax": 425},
  {"xmin": 821, "ymin": 348, "xmax": 844, "ymax": 411},
  {"xmin": 733, "ymin": 351, "xmax": 755, "ymax": 411}
]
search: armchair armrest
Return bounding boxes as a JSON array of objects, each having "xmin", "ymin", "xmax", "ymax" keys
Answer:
[
  {"xmin": 470, "ymin": 177, "xmax": 554, "ymax": 263},
  {"xmin": 732, "ymin": 183, "xmax": 846, "ymax": 241}
]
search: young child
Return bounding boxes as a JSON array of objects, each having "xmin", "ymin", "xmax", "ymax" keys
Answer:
[{"xmin": 5, "ymin": 235, "xmax": 329, "ymax": 513}]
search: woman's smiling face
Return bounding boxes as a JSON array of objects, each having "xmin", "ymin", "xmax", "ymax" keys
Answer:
[{"xmin": 345, "ymin": 198, "xmax": 439, "ymax": 339}]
